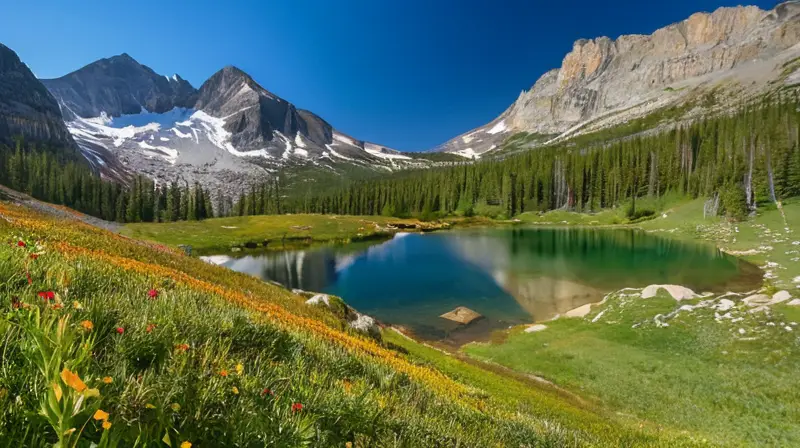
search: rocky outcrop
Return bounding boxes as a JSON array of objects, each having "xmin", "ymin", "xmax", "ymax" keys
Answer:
[
  {"xmin": 0, "ymin": 44, "xmax": 75, "ymax": 148},
  {"xmin": 438, "ymin": 2, "xmax": 800, "ymax": 156},
  {"xmin": 42, "ymin": 53, "xmax": 197, "ymax": 119}
]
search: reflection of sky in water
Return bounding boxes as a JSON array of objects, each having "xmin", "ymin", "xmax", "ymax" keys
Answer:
[{"xmin": 209, "ymin": 228, "xmax": 759, "ymax": 343}]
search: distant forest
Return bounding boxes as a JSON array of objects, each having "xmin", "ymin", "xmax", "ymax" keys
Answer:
[{"xmin": 1, "ymin": 92, "xmax": 798, "ymax": 223}]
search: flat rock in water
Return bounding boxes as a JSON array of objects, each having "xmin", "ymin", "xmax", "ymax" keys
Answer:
[
  {"xmin": 641, "ymin": 284, "xmax": 697, "ymax": 301},
  {"xmin": 525, "ymin": 324, "xmax": 548, "ymax": 333},
  {"xmin": 440, "ymin": 307, "xmax": 483, "ymax": 325},
  {"xmin": 743, "ymin": 294, "xmax": 771, "ymax": 307},
  {"xmin": 565, "ymin": 303, "xmax": 592, "ymax": 318}
]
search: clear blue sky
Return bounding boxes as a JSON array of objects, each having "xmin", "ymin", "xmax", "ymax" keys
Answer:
[{"xmin": 0, "ymin": 0, "xmax": 778, "ymax": 151}]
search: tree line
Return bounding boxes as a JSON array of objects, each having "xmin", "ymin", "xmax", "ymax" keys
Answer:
[
  {"xmin": 271, "ymin": 93, "xmax": 800, "ymax": 221},
  {"xmin": 0, "ymin": 139, "xmax": 215, "ymax": 223}
]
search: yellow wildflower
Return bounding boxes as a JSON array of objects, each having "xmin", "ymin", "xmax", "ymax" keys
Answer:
[
  {"xmin": 72, "ymin": 300, "xmax": 82, "ymax": 310},
  {"xmin": 52, "ymin": 383, "xmax": 62, "ymax": 402},
  {"xmin": 145, "ymin": 403, "xmax": 156, "ymax": 409},
  {"xmin": 232, "ymin": 386, "xmax": 239, "ymax": 395},
  {"xmin": 170, "ymin": 403, "xmax": 181, "ymax": 412},
  {"xmin": 61, "ymin": 368, "xmax": 87, "ymax": 392},
  {"xmin": 102, "ymin": 376, "xmax": 113, "ymax": 384},
  {"xmin": 181, "ymin": 442, "xmax": 192, "ymax": 448},
  {"xmin": 235, "ymin": 363, "xmax": 244, "ymax": 375},
  {"xmin": 93, "ymin": 409, "xmax": 109, "ymax": 421},
  {"xmin": 102, "ymin": 421, "xmax": 112, "ymax": 430}
]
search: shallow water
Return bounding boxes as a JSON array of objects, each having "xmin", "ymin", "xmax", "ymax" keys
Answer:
[{"xmin": 209, "ymin": 227, "xmax": 761, "ymax": 345}]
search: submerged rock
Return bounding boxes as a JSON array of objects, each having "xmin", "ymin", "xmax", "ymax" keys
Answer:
[
  {"xmin": 440, "ymin": 307, "xmax": 483, "ymax": 325},
  {"xmin": 641, "ymin": 285, "xmax": 698, "ymax": 301}
]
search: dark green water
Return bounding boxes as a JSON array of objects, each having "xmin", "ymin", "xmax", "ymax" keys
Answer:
[{"xmin": 208, "ymin": 228, "xmax": 760, "ymax": 345}]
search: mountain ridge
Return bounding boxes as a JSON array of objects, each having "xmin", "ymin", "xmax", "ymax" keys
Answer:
[{"xmin": 436, "ymin": 1, "xmax": 800, "ymax": 156}]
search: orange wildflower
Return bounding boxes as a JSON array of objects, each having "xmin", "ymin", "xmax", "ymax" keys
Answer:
[
  {"xmin": 219, "ymin": 369, "xmax": 228, "ymax": 377},
  {"xmin": 80, "ymin": 320, "xmax": 93, "ymax": 331},
  {"xmin": 93, "ymin": 409, "xmax": 109, "ymax": 421},
  {"xmin": 60, "ymin": 368, "xmax": 87, "ymax": 392},
  {"xmin": 102, "ymin": 421, "xmax": 112, "ymax": 430},
  {"xmin": 102, "ymin": 377, "xmax": 113, "ymax": 384}
]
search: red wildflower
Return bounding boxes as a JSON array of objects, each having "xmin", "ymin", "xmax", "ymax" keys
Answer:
[
  {"xmin": 29, "ymin": 253, "xmax": 39, "ymax": 260},
  {"xmin": 261, "ymin": 388, "xmax": 274, "ymax": 397},
  {"xmin": 291, "ymin": 402, "xmax": 303, "ymax": 413},
  {"xmin": 17, "ymin": 241, "xmax": 25, "ymax": 247},
  {"xmin": 174, "ymin": 343, "xmax": 189, "ymax": 352},
  {"xmin": 148, "ymin": 289, "xmax": 158, "ymax": 299},
  {"xmin": 219, "ymin": 370, "xmax": 228, "ymax": 377},
  {"xmin": 115, "ymin": 327, "xmax": 125, "ymax": 335},
  {"xmin": 146, "ymin": 323, "xmax": 156, "ymax": 333},
  {"xmin": 38, "ymin": 291, "xmax": 55, "ymax": 301}
]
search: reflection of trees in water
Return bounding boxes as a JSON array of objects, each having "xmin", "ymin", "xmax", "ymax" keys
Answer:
[
  {"xmin": 446, "ymin": 228, "xmax": 752, "ymax": 319},
  {"xmin": 255, "ymin": 250, "xmax": 339, "ymax": 291}
]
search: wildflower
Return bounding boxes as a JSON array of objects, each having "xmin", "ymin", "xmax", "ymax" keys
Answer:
[
  {"xmin": 235, "ymin": 363, "xmax": 244, "ymax": 375},
  {"xmin": 232, "ymin": 386, "xmax": 239, "ymax": 395},
  {"xmin": 30, "ymin": 253, "xmax": 39, "ymax": 260},
  {"xmin": 174, "ymin": 343, "xmax": 189, "ymax": 352},
  {"xmin": 38, "ymin": 291, "xmax": 55, "ymax": 301},
  {"xmin": 11, "ymin": 297, "xmax": 21, "ymax": 309},
  {"xmin": 181, "ymin": 442, "xmax": 192, "ymax": 448},
  {"xmin": 61, "ymin": 368, "xmax": 87, "ymax": 392},
  {"xmin": 146, "ymin": 323, "xmax": 156, "ymax": 333},
  {"xmin": 115, "ymin": 327, "xmax": 124, "ymax": 335},
  {"xmin": 102, "ymin": 377, "xmax": 113, "ymax": 384},
  {"xmin": 291, "ymin": 402, "xmax": 303, "ymax": 413},
  {"xmin": 51, "ymin": 303, "xmax": 63, "ymax": 310},
  {"xmin": 93, "ymin": 409, "xmax": 109, "ymax": 421},
  {"xmin": 102, "ymin": 421, "xmax": 112, "ymax": 430},
  {"xmin": 52, "ymin": 383, "xmax": 63, "ymax": 402},
  {"xmin": 72, "ymin": 300, "xmax": 82, "ymax": 310},
  {"xmin": 148, "ymin": 289, "xmax": 158, "ymax": 299},
  {"xmin": 219, "ymin": 369, "xmax": 228, "ymax": 377},
  {"xmin": 145, "ymin": 403, "xmax": 156, "ymax": 409},
  {"xmin": 170, "ymin": 403, "xmax": 181, "ymax": 412},
  {"xmin": 80, "ymin": 320, "xmax": 94, "ymax": 331},
  {"xmin": 346, "ymin": 443, "xmax": 353, "ymax": 448},
  {"xmin": 261, "ymin": 388, "xmax": 273, "ymax": 397},
  {"xmin": 17, "ymin": 240, "xmax": 25, "ymax": 247}
]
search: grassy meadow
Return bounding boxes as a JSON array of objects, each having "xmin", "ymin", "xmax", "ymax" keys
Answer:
[
  {"xmin": 464, "ymin": 199, "xmax": 800, "ymax": 447},
  {"xmin": 0, "ymin": 200, "xmax": 702, "ymax": 447}
]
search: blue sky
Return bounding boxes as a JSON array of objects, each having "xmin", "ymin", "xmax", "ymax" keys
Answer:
[{"xmin": 0, "ymin": 0, "xmax": 776, "ymax": 151}]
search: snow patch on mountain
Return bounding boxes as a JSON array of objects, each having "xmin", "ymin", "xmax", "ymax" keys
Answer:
[{"xmin": 487, "ymin": 120, "xmax": 508, "ymax": 135}]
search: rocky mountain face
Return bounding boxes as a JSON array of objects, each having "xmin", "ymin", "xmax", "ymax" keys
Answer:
[
  {"xmin": 35, "ymin": 54, "xmax": 445, "ymax": 195},
  {"xmin": 41, "ymin": 54, "xmax": 197, "ymax": 119},
  {"xmin": 438, "ymin": 1, "xmax": 800, "ymax": 156},
  {"xmin": 0, "ymin": 44, "xmax": 75, "ymax": 149}
]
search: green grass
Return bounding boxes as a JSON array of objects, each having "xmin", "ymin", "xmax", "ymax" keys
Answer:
[
  {"xmin": 122, "ymin": 214, "xmax": 435, "ymax": 253},
  {"xmin": 463, "ymin": 198, "xmax": 800, "ymax": 447}
]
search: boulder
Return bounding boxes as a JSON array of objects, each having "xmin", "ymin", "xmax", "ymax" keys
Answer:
[
  {"xmin": 769, "ymin": 290, "xmax": 792, "ymax": 305},
  {"xmin": 440, "ymin": 307, "xmax": 483, "ymax": 325},
  {"xmin": 742, "ymin": 294, "xmax": 771, "ymax": 307},
  {"xmin": 349, "ymin": 314, "xmax": 380, "ymax": 338},
  {"xmin": 525, "ymin": 324, "xmax": 548, "ymax": 333},
  {"xmin": 641, "ymin": 285, "xmax": 697, "ymax": 301},
  {"xmin": 305, "ymin": 294, "xmax": 330, "ymax": 306},
  {"xmin": 787, "ymin": 299, "xmax": 800, "ymax": 306},
  {"xmin": 565, "ymin": 303, "xmax": 592, "ymax": 318},
  {"xmin": 714, "ymin": 299, "xmax": 736, "ymax": 312}
]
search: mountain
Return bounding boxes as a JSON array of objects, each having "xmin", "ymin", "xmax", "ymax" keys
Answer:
[
  {"xmin": 437, "ymin": 1, "xmax": 800, "ymax": 156},
  {"xmin": 41, "ymin": 53, "xmax": 197, "ymax": 119},
  {"xmin": 0, "ymin": 44, "xmax": 75, "ymax": 149},
  {"xmin": 37, "ymin": 54, "xmax": 449, "ymax": 194}
]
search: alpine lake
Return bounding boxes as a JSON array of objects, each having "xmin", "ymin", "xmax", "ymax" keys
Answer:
[{"xmin": 204, "ymin": 227, "xmax": 761, "ymax": 346}]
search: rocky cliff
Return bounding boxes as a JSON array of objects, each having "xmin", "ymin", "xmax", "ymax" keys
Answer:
[
  {"xmin": 41, "ymin": 53, "xmax": 197, "ymax": 119},
  {"xmin": 438, "ymin": 1, "xmax": 800, "ymax": 156},
  {"xmin": 0, "ymin": 44, "xmax": 75, "ymax": 148}
]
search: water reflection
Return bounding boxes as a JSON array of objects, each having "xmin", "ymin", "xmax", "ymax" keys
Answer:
[{"xmin": 209, "ymin": 227, "xmax": 760, "ymax": 345}]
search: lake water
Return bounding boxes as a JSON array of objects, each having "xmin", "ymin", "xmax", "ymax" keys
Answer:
[{"xmin": 208, "ymin": 228, "xmax": 761, "ymax": 345}]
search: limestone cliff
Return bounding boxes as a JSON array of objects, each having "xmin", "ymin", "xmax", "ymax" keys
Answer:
[{"xmin": 437, "ymin": 2, "xmax": 800, "ymax": 156}]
